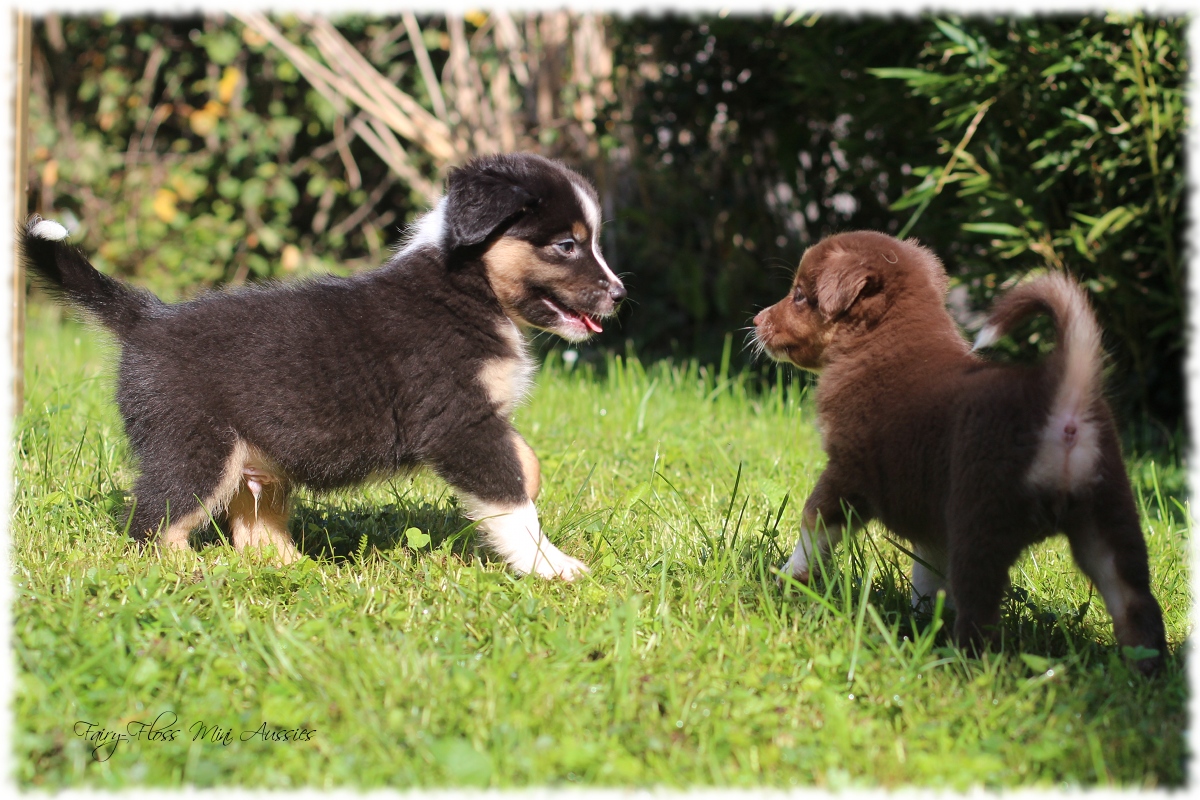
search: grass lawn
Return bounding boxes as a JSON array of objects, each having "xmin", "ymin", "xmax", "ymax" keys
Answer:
[{"xmin": 12, "ymin": 303, "xmax": 1190, "ymax": 789}]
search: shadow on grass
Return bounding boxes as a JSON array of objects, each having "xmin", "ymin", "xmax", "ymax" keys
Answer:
[
  {"xmin": 785, "ymin": 558, "xmax": 1183, "ymax": 680},
  {"xmin": 180, "ymin": 494, "xmax": 485, "ymax": 565}
]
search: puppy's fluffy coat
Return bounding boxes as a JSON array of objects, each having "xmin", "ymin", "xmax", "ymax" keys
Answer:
[
  {"xmin": 22, "ymin": 153, "xmax": 625, "ymax": 579},
  {"xmin": 754, "ymin": 231, "xmax": 1166, "ymax": 673}
]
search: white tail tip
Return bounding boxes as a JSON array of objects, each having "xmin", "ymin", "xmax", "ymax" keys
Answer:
[
  {"xmin": 29, "ymin": 219, "xmax": 69, "ymax": 241},
  {"xmin": 972, "ymin": 324, "xmax": 999, "ymax": 352}
]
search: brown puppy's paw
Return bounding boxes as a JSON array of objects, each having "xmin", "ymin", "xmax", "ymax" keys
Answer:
[{"xmin": 777, "ymin": 548, "xmax": 814, "ymax": 590}]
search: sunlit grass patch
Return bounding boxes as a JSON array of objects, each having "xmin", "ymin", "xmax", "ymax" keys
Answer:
[{"xmin": 13, "ymin": 306, "xmax": 1189, "ymax": 789}]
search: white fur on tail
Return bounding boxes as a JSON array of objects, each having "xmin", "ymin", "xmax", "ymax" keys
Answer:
[
  {"xmin": 30, "ymin": 219, "xmax": 70, "ymax": 241},
  {"xmin": 1024, "ymin": 275, "xmax": 1104, "ymax": 493}
]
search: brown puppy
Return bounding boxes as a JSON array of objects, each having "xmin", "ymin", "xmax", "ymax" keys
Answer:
[{"xmin": 754, "ymin": 230, "xmax": 1166, "ymax": 674}]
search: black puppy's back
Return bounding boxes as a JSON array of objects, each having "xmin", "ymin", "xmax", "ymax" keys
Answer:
[
  {"xmin": 21, "ymin": 152, "xmax": 620, "ymax": 580},
  {"xmin": 23, "ymin": 221, "xmax": 529, "ymax": 541}
]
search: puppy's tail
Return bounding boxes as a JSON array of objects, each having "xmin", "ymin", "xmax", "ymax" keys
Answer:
[
  {"xmin": 973, "ymin": 273, "xmax": 1104, "ymax": 493},
  {"xmin": 20, "ymin": 216, "xmax": 162, "ymax": 339}
]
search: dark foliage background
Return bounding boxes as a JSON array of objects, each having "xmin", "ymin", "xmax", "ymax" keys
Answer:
[
  {"xmin": 605, "ymin": 14, "xmax": 939, "ymax": 361},
  {"xmin": 26, "ymin": 12, "xmax": 1187, "ymax": 431}
]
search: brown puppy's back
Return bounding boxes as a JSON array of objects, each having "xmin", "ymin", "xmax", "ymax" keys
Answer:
[{"xmin": 756, "ymin": 232, "xmax": 1165, "ymax": 674}]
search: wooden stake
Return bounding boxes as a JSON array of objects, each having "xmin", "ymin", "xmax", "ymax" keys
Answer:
[{"xmin": 12, "ymin": 10, "xmax": 31, "ymax": 415}]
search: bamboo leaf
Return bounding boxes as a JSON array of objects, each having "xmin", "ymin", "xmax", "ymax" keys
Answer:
[
  {"xmin": 1085, "ymin": 206, "xmax": 1135, "ymax": 244},
  {"xmin": 961, "ymin": 222, "xmax": 1023, "ymax": 237}
]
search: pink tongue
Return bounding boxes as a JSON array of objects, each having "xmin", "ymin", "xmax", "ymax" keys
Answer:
[{"xmin": 582, "ymin": 315, "xmax": 603, "ymax": 333}]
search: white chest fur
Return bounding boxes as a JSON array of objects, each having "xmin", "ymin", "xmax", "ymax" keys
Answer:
[{"xmin": 478, "ymin": 320, "xmax": 534, "ymax": 419}]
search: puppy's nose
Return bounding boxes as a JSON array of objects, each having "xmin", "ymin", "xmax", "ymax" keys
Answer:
[
  {"xmin": 753, "ymin": 309, "xmax": 768, "ymax": 327},
  {"xmin": 608, "ymin": 282, "xmax": 627, "ymax": 303}
]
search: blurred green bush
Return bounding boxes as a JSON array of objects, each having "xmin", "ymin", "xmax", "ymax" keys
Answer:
[
  {"xmin": 30, "ymin": 14, "xmax": 431, "ymax": 299},
  {"xmin": 873, "ymin": 14, "xmax": 1187, "ymax": 425},
  {"xmin": 26, "ymin": 12, "xmax": 1186, "ymax": 428}
]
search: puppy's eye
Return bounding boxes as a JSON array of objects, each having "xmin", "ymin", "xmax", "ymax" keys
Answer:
[
  {"xmin": 793, "ymin": 287, "xmax": 807, "ymax": 305},
  {"xmin": 555, "ymin": 240, "xmax": 576, "ymax": 256}
]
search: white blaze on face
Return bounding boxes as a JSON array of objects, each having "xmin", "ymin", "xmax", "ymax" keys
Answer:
[{"xmin": 571, "ymin": 181, "xmax": 623, "ymax": 292}]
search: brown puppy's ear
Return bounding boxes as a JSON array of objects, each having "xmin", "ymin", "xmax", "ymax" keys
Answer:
[{"xmin": 814, "ymin": 251, "xmax": 878, "ymax": 321}]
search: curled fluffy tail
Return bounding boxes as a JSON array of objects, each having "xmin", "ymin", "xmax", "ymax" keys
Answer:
[
  {"xmin": 973, "ymin": 273, "xmax": 1105, "ymax": 493},
  {"xmin": 20, "ymin": 216, "xmax": 161, "ymax": 339}
]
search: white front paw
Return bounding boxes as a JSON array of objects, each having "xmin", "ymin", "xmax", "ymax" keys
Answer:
[
  {"xmin": 779, "ymin": 535, "xmax": 816, "ymax": 586},
  {"xmin": 463, "ymin": 497, "xmax": 589, "ymax": 581},
  {"xmin": 527, "ymin": 547, "xmax": 590, "ymax": 581}
]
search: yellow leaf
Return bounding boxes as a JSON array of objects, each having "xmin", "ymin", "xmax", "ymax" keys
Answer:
[
  {"xmin": 218, "ymin": 66, "xmax": 242, "ymax": 104},
  {"xmin": 189, "ymin": 110, "xmax": 216, "ymax": 137},
  {"xmin": 153, "ymin": 189, "xmax": 178, "ymax": 224},
  {"xmin": 41, "ymin": 160, "xmax": 58, "ymax": 188},
  {"xmin": 464, "ymin": 10, "xmax": 488, "ymax": 27},
  {"xmin": 189, "ymin": 103, "xmax": 224, "ymax": 137},
  {"xmin": 241, "ymin": 26, "xmax": 267, "ymax": 48},
  {"xmin": 281, "ymin": 244, "xmax": 301, "ymax": 272},
  {"xmin": 169, "ymin": 173, "xmax": 203, "ymax": 203}
]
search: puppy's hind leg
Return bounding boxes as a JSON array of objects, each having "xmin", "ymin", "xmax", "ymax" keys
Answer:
[
  {"xmin": 946, "ymin": 506, "xmax": 1024, "ymax": 654},
  {"xmin": 128, "ymin": 475, "xmax": 209, "ymax": 550},
  {"xmin": 1064, "ymin": 466, "xmax": 1166, "ymax": 675},
  {"xmin": 226, "ymin": 481, "xmax": 300, "ymax": 564},
  {"xmin": 128, "ymin": 447, "xmax": 240, "ymax": 551},
  {"xmin": 223, "ymin": 444, "xmax": 300, "ymax": 564}
]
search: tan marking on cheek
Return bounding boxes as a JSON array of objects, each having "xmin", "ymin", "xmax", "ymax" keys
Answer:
[
  {"xmin": 513, "ymin": 433, "xmax": 541, "ymax": 500},
  {"xmin": 483, "ymin": 238, "xmax": 567, "ymax": 327},
  {"xmin": 482, "ymin": 238, "xmax": 540, "ymax": 316}
]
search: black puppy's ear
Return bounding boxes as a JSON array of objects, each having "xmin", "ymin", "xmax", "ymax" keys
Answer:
[
  {"xmin": 443, "ymin": 167, "xmax": 537, "ymax": 251},
  {"xmin": 815, "ymin": 251, "xmax": 879, "ymax": 321}
]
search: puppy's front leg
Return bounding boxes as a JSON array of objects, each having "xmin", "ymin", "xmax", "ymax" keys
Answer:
[
  {"xmin": 432, "ymin": 426, "xmax": 586, "ymax": 580},
  {"xmin": 460, "ymin": 497, "xmax": 588, "ymax": 580},
  {"xmin": 781, "ymin": 471, "xmax": 862, "ymax": 584},
  {"xmin": 512, "ymin": 432, "xmax": 541, "ymax": 500}
]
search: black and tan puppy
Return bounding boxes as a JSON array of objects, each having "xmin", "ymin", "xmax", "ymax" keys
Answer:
[
  {"xmin": 754, "ymin": 231, "xmax": 1166, "ymax": 673},
  {"xmin": 22, "ymin": 153, "xmax": 625, "ymax": 579}
]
